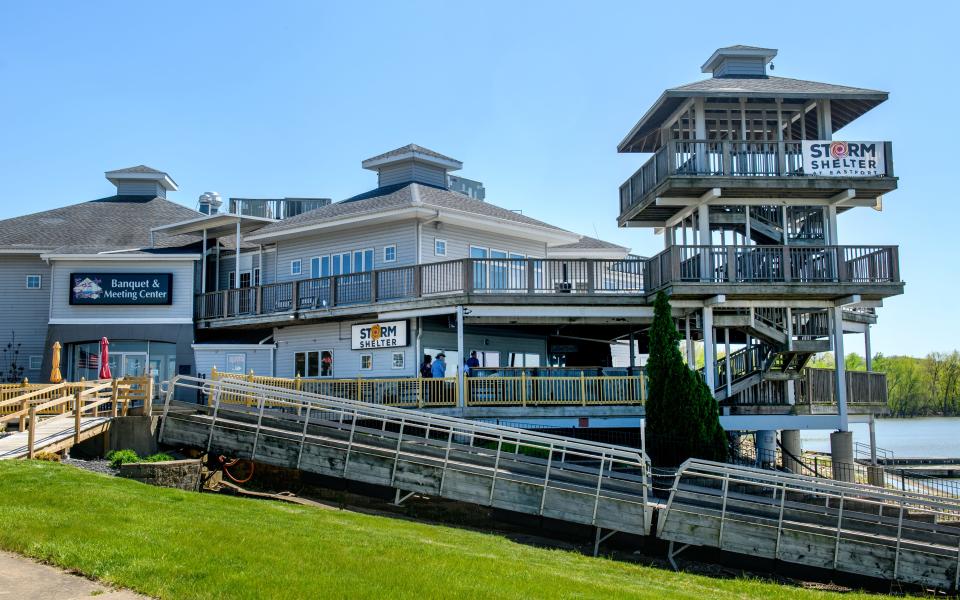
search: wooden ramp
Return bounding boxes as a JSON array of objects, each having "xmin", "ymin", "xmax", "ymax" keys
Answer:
[
  {"xmin": 657, "ymin": 459, "xmax": 960, "ymax": 593},
  {"xmin": 160, "ymin": 376, "xmax": 654, "ymax": 540},
  {"xmin": 0, "ymin": 417, "xmax": 111, "ymax": 459},
  {"xmin": 0, "ymin": 378, "xmax": 148, "ymax": 460}
]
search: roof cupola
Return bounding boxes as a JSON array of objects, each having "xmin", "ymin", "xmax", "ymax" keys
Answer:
[
  {"xmin": 104, "ymin": 165, "xmax": 178, "ymax": 198},
  {"xmin": 701, "ymin": 45, "xmax": 777, "ymax": 78},
  {"xmin": 361, "ymin": 144, "xmax": 462, "ymax": 189}
]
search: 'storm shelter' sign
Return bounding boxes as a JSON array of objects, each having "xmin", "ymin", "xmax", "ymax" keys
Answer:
[
  {"xmin": 801, "ymin": 141, "xmax": 885, "ymax": 177},
  {"xmin": 70, "ymin": 273, "xmax": 173, "ymax": 305},
  {"xmin": 351, "ymin": 320, "xmax": 409, "ymax": 350}
]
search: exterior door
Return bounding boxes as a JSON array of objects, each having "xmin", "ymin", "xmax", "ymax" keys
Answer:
[{"xmin": 121, "ymin": 353, "xmax": 147, "ymax": 377}]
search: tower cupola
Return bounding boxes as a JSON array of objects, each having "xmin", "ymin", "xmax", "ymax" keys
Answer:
[
  {"xmin": 105, "ymin": 165, "xmax": 178, "ymax": 198},
  {"xmin": 361, "ymin": 144, "xmax": 462, "ymax": 189},
  {"xmin": 701, "ymin": 45, "xmax": 777, "ymax": 78}
]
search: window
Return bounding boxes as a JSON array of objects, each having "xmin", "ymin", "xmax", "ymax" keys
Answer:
[
  {"xmin": 360, "ymin": 354, "xmax": 373, "ymax": 370},
  {"xmin": 383, "ymin": 245, "xmax": 397, "ymax": 263},
  {"xmin": 291, "ymin": 259, "xmax": 302, "ymax": 276},
  {"xmin": 310, "ymin": 257, "xmax": 321, "ymax": 278},
  {"xmin": 434, "ymin": 238, "xmax": 447, "ymax": 257},
  {"xmin": 392, "ymin": 352, "xmax": 405, "ymax": 370},
  {"xmin": 25, "ymin": 275, "xmax": 41, "ymax": 289},
  {"xmin": 225, "ymin": 353, "xmax": 246, "ymax": 374},
  {"xmin": 310, "ymin": 255, "xmax": 331, "ymax": 278},
  {"xmin": 295, "ymin": 351, "xmax": 319, "ymax": 377},
  {"xmin": 28, "ymin": 355, "xmax": 42, "ymax": 370},
  {"xmin": 320, "ymin": 350, "xmax": 334, "ymax": 377},
  {"xmin": 253, "ymin": 268, "xmax": 261, "ymax": 286},
  {"xmin": 228, "ymin": 272, "xmax": 236, "ymax": 288},
  {"xmin": 509, "ymin": 352, "xmax": 541, "ymax": 367},
  {"xmin": 333, "ymin": 252, "xmax": 351, "ymax": 275},
  {"xmin": 472, "ymin": 350, "xmax": 500, "ymax": 368}
]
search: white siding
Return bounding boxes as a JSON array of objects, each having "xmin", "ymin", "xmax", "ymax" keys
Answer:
[
  {"xmin": 377, "ymin": 161, "xmax": 446, "ymax": 188},
  {"xmin": 193, "ymin": 345, "xmax": 275, "ymax": 378},
  {"xmin": 116, "ymin": 181, "xmax": 165, "ymax": 197},
  {"xmin": 714, "ymin": 58, "xmax": 766, "ymax": 77},
  {"xmin": 273, "ymin": 222, "xmax": 418, "ymax": 283},
  {"xmin": 215, "ymin": 249, "xmax": 274, "ymax": 290},
  {"xmin": 274, "ymin": 320, "xmax": 417, "ymax": 378},
  {"xmin": 420, "ymin": 223, "xmax": 547, "ymax": 262},
  {"xmin": 0, "ymin": 254, "xmax": 51, "ymax": 378},
  {"xmin": 49, "ymin": 260, "xmax": 196, "ymax": 323}
]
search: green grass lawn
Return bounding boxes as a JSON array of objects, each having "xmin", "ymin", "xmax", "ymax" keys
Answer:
[{"xmin": 0, "ymin": 461, "xmax": 891, "ymax": 600}]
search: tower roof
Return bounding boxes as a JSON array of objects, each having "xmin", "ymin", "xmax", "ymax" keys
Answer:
[
  {"xmin": 361, "ymin": 144, "xmax": 462, "ymax": 172},
  {"xmin": 105, "ymin": 165, "xmax": 178, "ymax": 191}
]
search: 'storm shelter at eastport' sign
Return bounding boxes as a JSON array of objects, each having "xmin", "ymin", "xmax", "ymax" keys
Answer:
[
  {"xmin": 351, "ymin": 320, "xmax": 409, "ymax": 350},
  {"xmin": 801, "ymin": 141, "xmax": 886, "ymax": 177}
]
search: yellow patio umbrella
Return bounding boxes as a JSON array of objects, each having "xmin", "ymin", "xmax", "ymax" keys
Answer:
[{"xmin": 49, "ymin": 341, "xmax": 63, "ymax": 383}]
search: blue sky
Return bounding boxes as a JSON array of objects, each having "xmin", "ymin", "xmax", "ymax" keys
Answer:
[{"xmin": 0, "ymin": 1, "xmax": 956, "ymax": 357}]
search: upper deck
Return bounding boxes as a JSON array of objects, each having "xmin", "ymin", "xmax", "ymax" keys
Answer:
[
  {"xmin": 618, "ymin": 139, "xmax": 897, "ymax": 225},
  {"xmin": 616, "ymin": 46, "xmax": 896, "ymax": 227}
]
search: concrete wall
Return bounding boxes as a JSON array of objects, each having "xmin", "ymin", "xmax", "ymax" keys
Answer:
[
  {"xmin": 0, "ymin": 254, "xmax": 51, "ymax": 381},
  {"xmin": 49, "ymin": 259, "xmax": 196, "ymax": 323}
]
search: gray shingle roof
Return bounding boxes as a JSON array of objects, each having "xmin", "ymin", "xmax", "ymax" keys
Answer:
[
  {"xmin": 552, "ymin": 236, "xmax": 627, "ymax": 250},
  {"xmin": 363, "ymin": 144, "xmax": 459, "ymax": 165},
  {"xmin": 669, "ymin": 76, "xmax": 885, "ymax": 97},
  {"xmin": 106, "ymin": 165, "xmax": 168, "ymax": 175},
  {"xmin": 0, "ymin": 195, "xmax": 201, "ymax": 253},
  {"xmin": 249, "ymin": 183, "xmax": 570, "ymax": 238}
]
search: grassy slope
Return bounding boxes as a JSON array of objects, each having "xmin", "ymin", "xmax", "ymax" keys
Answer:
[{"xmin": 0, "ymin": 461, "xmax": 885, "ymax": 600}]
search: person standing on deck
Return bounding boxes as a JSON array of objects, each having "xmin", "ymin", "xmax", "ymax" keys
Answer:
[
  {"xmin": 465, "ymin": 351, "xmax": 480, "ymax": 376},
  {"xmin": 420, "ymin": 354, "xmax": 433, "ymax": 378},
  {"xmin": 431, "ymin": 353, "xmax": 447, "ymax": 378}
]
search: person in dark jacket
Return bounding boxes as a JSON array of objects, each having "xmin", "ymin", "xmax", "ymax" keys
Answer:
[{"xmin": 420, "ymin": 354, "xmax": 433, "ymax": 378}]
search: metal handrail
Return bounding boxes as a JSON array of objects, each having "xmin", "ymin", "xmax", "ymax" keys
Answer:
[{"xmin": 167, "ymin": 375, "xmax": 651, "ymax": 465}]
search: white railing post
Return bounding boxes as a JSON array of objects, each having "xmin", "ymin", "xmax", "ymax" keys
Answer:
[
  {"xmin": 205, "ymin": 383, "xmax": 223, "ymax": 453},
  {"xmin": 389, "ymin": 419, "xmax": 406, "ymax": 487},
  {"xmin": 591, "ymin": 454, "xmax": 607, "ymax": 524},
  {"xmin": 539, "ymin": 444, "xmax": 555, "ymax": 515},
  {"xmin": 833, "ymin": 492, "xmax": 845, "ymax": 570},
  {"xmin": 296, "ymin": 403, "xmax": 312, "ymax": 470},
  {"xmin": 488, "ymin": 436, "xmax": 503, "ymax": 503},
  {"xmin": 718, "ymin": 473, "xmax": 730, "ymax": 547},
  {"xmin": 250, "ymin": 393, "xmax": 267, "ymax": 460},
  {"xmin": 342, "ymin": 409, "xmax": 359, "ymax": 477}
]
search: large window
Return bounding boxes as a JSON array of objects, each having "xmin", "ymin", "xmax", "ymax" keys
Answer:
[
  {"xmin": 509, "ymin": 352, "xmax": 541, "ymax": 367},
  {"xmin": 295, "ymin": 350, "xmax": 334, "ymax": 378}
]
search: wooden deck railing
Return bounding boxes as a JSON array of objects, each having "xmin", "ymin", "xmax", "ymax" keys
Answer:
[
  {"xmin": 797, "ymin": 368, "xmax": 888, "ymax": 406},
  {"xmin": 644, "ymin": 244, "xmax": 899, "ymax": 291},
  {"xmin": 195, "ymin": 257, "xmax": 645, "ymax": 321},
  {"xmin": 619, "ymin": 139, "xmax": 895, "ymax": 214},
  {"xmin": 213, "ymin": 370, "xmax": 647, "ymax": 408}
]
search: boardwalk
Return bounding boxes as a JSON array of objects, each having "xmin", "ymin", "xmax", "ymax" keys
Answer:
[{"xmin": 0, "ymin": 417, "xmax": 111, "ymax": 459}]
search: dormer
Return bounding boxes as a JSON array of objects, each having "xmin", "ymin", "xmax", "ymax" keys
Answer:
[
  {"xmin": 701, "ymin": 45, "xmax": 777, "ymax": 78},
  {"xmin": 105, "ymin": 165, "xmax": 178, "ymax": 198},
  {"xmin": 361, "ymin": 144, "xmax": 462, "ymax": 189}
]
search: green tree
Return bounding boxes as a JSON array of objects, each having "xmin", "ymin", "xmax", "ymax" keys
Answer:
[{"xmin": 645, "ymin": 292, "xmax": 726, "ymax": 466}]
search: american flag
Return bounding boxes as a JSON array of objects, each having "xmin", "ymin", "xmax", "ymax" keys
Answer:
[{"xmin": 79, "ymin": 350, "xmax": 99, "ymax": 370}]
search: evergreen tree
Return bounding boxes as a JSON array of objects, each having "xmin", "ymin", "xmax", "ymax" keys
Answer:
[{"xmin": 645, "ymin": 292, "xmax": 726, "ymax": 466}]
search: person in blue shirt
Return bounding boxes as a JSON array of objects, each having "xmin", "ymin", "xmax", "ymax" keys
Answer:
[
  {"xmin": 465, "ymin": 350, "xmax": 480, "ymax": 376},
  {"xmin": 431, "ymin": 352, "xmax": 447, "ymax": 378}
]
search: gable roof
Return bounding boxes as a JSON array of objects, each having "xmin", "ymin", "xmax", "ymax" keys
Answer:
[
  {"xmin": 0, "ymin": 195, "xmax": 201, "ymax": 254},
  {"xmin": 246, "ymin": 182, "xmax": 577, "ymax": 244},
  {"xmin": 552, "ymin": 236, "xmax": 628, "ymax": 251},
  {"xmin": 106, "ymin": 165, "xmax": 167, "ymax": 175}
]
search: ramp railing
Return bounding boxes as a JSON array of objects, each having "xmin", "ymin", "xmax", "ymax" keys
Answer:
[
  {"xmin": 658, "ymin": 459, "xmax": 960, "ymax": 592},
  {"xmin": 160, "ymin": 376, "xmax": 653, "ymax": 537}
]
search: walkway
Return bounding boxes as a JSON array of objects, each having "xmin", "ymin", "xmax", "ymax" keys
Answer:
[
  {"xmin": 0, "ymin": 417, "xmax": 111, "ymax": 459},
  {"xmin": 0, "ymin": 550, "xmax": 146, "ymax": 599}
]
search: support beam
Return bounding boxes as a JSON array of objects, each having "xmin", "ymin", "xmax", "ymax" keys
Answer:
[
  {"xmin": 201, "ymin": 229, "xmax": 208, "ymax": 294},
  {"xmin": 456, "ymin": 305, "xmax": 465, "ymax": 408},
  {"xmin": 834, "ymin": 294, "xmax": 862, "ymax": 307},
  {"xmin": 702, "ymin": 307, "xmax": 715, "ymax": 393},
  {"xmin": 703, "ymin": 294, "xmax": 726, "ymax": 306},
  {"xmin": 829, "ymin": 189, "xmax": 856, "ymax": 205},
  {"xmin": 832, "ymin": 306, "xmax": 849, "ymax": 431},
  {"xmin": 864, "ymin": 325, "xmax": 873, "ymax": 371},
  {"xmin": 661, "ymin": 188, "xmax": 722, "ymax": 229},
  {"xmin": 685, "ymin": 315, "xmax": 694, "ymax": 367},
  {"xmin": 655, "ymin": 196, "xmax": 878, "ymax": 208}
]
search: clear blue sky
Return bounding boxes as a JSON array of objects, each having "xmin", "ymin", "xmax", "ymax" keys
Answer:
[{"xmin": 1, "ymin": 1, "xmax": 956, "ymax": 357}]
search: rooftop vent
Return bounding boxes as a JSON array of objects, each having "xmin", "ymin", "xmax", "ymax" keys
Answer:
[
  {"xmin": 198, "ymin": 191, "xmax": 222, "ymax": 215},
  {"xmin": 701, "ymin": 45, "xmax": 777, "ymax": 78},
  {"xmin": 361, "ymin": 144, "xmax": 462, "ymax": 189},
  {"xmin": 105, "ymin": 165, "xmax": 178, "ymax": 198}
]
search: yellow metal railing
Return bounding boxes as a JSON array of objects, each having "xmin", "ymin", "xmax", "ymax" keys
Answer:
[
  {"xmin": 465, "ymin": 374, "xmax": 646, "ymax": 406},
  {"xmin": 209, "ymin": 368, "xmax": 646, "ymax": 408}
]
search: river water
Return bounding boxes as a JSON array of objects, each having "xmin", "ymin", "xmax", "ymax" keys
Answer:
[{"xmin": 800, "ymin": 417, "xmax": 960, "ymax": 458}]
